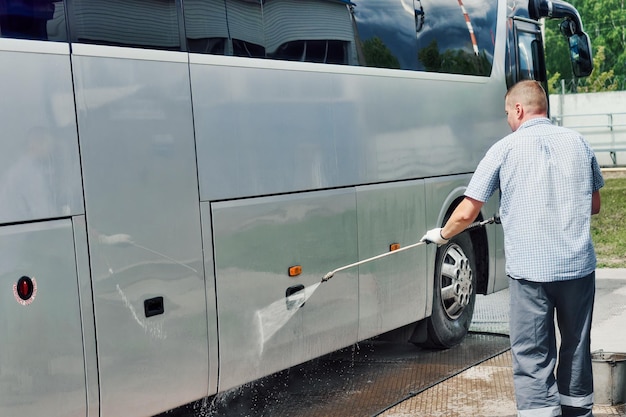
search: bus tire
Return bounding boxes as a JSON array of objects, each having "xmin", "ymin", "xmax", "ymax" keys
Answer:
[{"xmin": 419, "ymin": 232, "xmax": 476, "ymax": 349}]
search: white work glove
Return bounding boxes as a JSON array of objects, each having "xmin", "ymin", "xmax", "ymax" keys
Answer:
[{"xmin": 420, "ymin": 228, "xmax": 449, "ymax": 246}]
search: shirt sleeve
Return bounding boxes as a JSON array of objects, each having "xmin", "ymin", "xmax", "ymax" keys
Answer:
[
  {"xmin": 591, "ymin": 155, "xmax": 604, "ymax": 192},
  {"xmin": 465, "ymin": 141, "xmax": 504, "ymax": 203}
]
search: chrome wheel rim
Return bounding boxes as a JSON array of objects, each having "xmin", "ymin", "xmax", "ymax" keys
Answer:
[{"xmin": 438, "ymin": 243, "xmax": 473, "ymax": 320}]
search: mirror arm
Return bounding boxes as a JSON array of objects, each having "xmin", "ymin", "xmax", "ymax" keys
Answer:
[{"xmin": 531, "ymin": 0, "xmax": 585, "ymax": 34}]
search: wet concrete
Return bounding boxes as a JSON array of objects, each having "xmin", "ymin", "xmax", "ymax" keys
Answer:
[{"xmin": 166, "ymin": 333, "xmax": 510, "ymax": 417}]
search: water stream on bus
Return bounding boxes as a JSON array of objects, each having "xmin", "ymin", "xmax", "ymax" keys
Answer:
[
  {"xmin": 176, "ymin": 281, "xmax": 327, "ymax": 416},
  {"xmin": 255, "ymin": 281, "xmax": 322, "ymax": 353}
]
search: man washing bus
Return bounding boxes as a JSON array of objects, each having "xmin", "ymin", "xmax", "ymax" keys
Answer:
[{"xmin": 422, "ymin": 80, "xmax": 604, "ymax": 417}]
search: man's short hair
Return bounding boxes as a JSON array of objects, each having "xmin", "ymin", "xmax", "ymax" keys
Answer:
[{"xmin": 505, "ymin": 80, "xmax": 548, "ymax": 114}]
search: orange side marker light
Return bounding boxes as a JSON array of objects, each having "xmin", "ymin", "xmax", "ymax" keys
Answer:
[{"xmin": 288, "ymin": 265, "xmax": 302, "ymax": 277}]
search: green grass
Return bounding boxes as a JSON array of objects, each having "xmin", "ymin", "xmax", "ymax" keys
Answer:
[{"xmin": 592, "ymin": 175, "xmax": 626, "ymax": 268}]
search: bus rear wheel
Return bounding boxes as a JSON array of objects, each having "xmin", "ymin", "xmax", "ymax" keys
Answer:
[{"xmin": 420, "ymin": 233, "xmax": 476, "ymax": 349}]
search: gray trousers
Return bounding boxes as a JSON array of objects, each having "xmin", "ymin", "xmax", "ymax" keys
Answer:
[{"xmin": 509, "ymin": 273, "xmax": 595, "ymax": 417}]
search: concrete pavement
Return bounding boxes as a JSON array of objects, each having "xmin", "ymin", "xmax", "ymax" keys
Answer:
[
  {"xmin": 593, "ymin": 269, "xmax": 626, "ymax": 353},
  {"xmin": 380, "ymin": 268, "xmax": 626, "ymax": 417}
]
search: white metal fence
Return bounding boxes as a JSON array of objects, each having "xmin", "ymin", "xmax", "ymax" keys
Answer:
[
  {"xmin": 550, "ymin": 91, "xmax": 626, "ymax": 167},
  {"xmin": 551, "ymin": 112, "xmax": 626, "ymax": 166}
]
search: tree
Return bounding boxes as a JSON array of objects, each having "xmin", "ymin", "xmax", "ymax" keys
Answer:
[
  {"xmin": 577, "ymin": 46, "xmax": 619, "ymax": 92},
  {"xmin": 573, "ymin": 0, "xmax": 626, "ymax": 84},
  {"xmin": 417, "ymin": 40, "xmax": 491, "ymax": 76},
  {"xmin": 544, "ymin": 0, "xmax": 626, "ymax": 92},
  {"xmin": 544, "ymin": 19, "xmax": 572, "ymax": 90},
  {"xmin": 547, "ymin": 71, "xmax": 562, "ymax": 94},
  {"xmin": 362, "ymin": 37, "xmax": 400, "ymax": 69}
]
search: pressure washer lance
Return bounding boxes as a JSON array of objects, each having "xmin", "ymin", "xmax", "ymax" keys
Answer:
[{"xmin": 320, "ymin": 214, "xmax": 500, "ymax": 283}]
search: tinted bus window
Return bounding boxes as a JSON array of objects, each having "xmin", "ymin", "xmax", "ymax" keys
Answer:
[
  {"xmin": 183, "ymin": 0, "xmax": 228, "ymax": 54},
  {"xmin": 415, "ymin": 0, "xmax": 497, "ymax": 76},
  {"xmin": 184, "ymin": 0, "xmax": 266, "ymax": 58},
  {"xmin": 350, "ymin": 0, "xmax": 419, "ymax": 70},
  {"xmin": 517, "ymin": 30, "xmax": 544, "ymax": 81},
  {"xmin": 224, "ymin": 0, "xmax": 265, "ymax": 58},
  {"xmin": 263, "ymin": 0, "xmax": 354, "ymax": 64},
  {"xmin": 0, "ymin": 0, "xmax": 67, "ymax": 41},
  {"xmin": 184, "ymin": 0, "xmax": 356, "ymax": 65},
  {"xmin": 69, "ymin": 0, "xmax": 181, "ymax": 50},
  {"xmin": 182, "ymin": 0, "xmax": 496, "ymax": 73}
]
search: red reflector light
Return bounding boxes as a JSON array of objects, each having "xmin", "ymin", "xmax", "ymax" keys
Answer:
[{"xmin": 16, "ymin": 276, "xmax": 34, "ymax": 301}]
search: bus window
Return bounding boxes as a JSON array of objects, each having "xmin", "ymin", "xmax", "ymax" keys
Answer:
[
  {"xmin": 184, "ymin": 0, "xmax": 353, "ymax": 63},
  {"xmin": 0, "ymin": 0, "xmax": 67, "ymax": 41},
  {"xmin": 68, "ymin": 0, "xmax": 182, "ymax": 50},
  {"xmin": 516, "ymin": 31, "xmax": 535, "ymax": 80},
  {"xmin": 263, "ymin": 0, "xmax": 354, "ymax": 64},
  {"xmin": 350, "ymin": 0, "xmax": 419, "ymax": 70},
  {"xmin": 182, "ymin": 0, "xmax": 498, "ymax": 72},
  {"xmin": 514, "ymin": 21, "xmax": 546, "ymax": 83},
  {"xmin": 269, "ymin": 39, "xmax": 350, "ymax": 64},
  {"xmin": 183, "ymin": 0, "xmax": 228, "ymax": 54},
  {"xmin": 224, "ymin": 0, "xmax": 265, "ymax": 58},
  {"xmin": 414, "ymin": 0, "xmax": 497, "ymax": 76}
]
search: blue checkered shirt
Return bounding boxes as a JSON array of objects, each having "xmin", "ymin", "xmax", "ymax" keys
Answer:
[{"xmin": 465, "ymin": 118, "xmax": 604, "ymax": 282}]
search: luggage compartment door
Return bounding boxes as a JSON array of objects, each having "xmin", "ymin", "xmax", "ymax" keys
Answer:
[
  {"xmin": 0, "ymin": 220, "xmax": 87, "ymax": 417},
  {"xmin": 211, "ymin": 189, "xmax": 359, "ymax": 391}
]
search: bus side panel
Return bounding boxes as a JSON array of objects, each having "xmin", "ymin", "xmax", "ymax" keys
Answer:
[
  {"xmin": 481, "ymin": 190, "xmax": 507, "ymax": 293},
  {"xmin": 199, "ymin": 203, "xmax": 219, "ymax": 396},
  {"xmin": 72, "ymin": 215, "xmax": 100, "ymax": 417},
  {"xmin": 190, "ymin": 58, "xmax": 360, "ymax": 202},
  {"xmin": 0, "ymin": 40, "xmax": 84, "ymax": 225},
  {"xmin": 356, "ymin": 180, "xmax": 429, "ymax": 341},
  {"xmin": 492, "ymin": 228, "xmax": 507, "ymax": 292},
  {"xmin": 211, "ymin": 190, "xmax": 358, "ymax": 392},
  {"xmin": 190, "ymin": 55, "xmax": 508, "ymax": 202},
  {"xmin": 0, "ymin": 220, "xmax": 86, "ymax": 417},
  {"xmin": 72, "ymin": 46, "xmax": 209, "ymax": 416}
]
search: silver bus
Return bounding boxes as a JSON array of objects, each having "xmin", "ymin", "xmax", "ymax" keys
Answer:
[{"xmin": 0, "ymin": 0, "xmax": 592, "ymax": 415}]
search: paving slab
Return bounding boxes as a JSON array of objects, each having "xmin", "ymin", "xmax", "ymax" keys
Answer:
[{"xmin": 380, "ymin": 268, "xmax": 626, "ymax": 417}]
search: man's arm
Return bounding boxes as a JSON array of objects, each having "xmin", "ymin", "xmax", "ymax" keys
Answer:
[
  {"xmin": 440, "ymin": 197, "xmax": 485, "ymax": 239},
  {"xmin": 421, "ymin": 197, "xmax": 485, "ymax": 245},
  {"xmin": 592, "ymin": 190, "xmax": 601, "ymax": 215}
]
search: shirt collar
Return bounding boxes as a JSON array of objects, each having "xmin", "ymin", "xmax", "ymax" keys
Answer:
[{"xmin": 517, "ymin": 117, "xmax": 552, "ymax": 131}]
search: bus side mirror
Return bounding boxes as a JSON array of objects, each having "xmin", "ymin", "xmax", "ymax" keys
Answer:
[{"xmin": 568, "ymin": 32, "xmax": 593, "ymax": 78}]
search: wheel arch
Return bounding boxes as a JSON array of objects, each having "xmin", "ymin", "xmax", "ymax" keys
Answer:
[{"xmin": 439, "ymin": 194, "xmax": 490, "ymax": 296}]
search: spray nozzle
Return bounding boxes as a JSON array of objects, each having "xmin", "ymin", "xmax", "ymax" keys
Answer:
[{"xmin": 321, "ymin": 272, "xmax": 334, "ymax": 283}]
